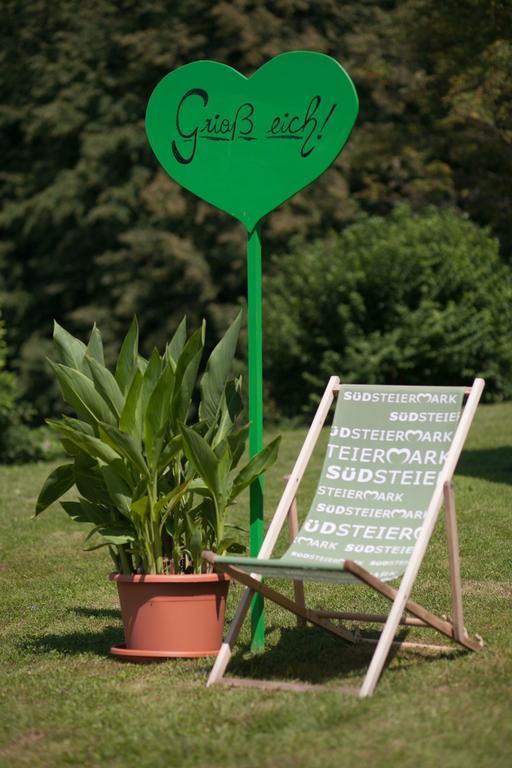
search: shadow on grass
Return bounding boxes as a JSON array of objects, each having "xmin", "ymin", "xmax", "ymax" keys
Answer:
[
  {"xmin": 229, "ymin": 623, "xmax": 464, "ymax": 687},
  {"xmin": 20, "ymin": 626, "xmax": 123, "ymax": 657},
  {"xmin": 21, "ymin": 614, "xmax": 466, "ymax": 686},
  {"xmin": 458, "ymin": 447, "xmax": 512, "ymax": 485},
  {"xmin": 70, "ymin": 607, "xmax": 121, "ymax": 619}
]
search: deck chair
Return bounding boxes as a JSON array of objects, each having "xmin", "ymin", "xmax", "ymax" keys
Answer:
[{"xmin": 203, "ymin": 376, "xmax": 485, "ymax": 697}]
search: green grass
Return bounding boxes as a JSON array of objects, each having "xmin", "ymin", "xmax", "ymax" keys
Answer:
[{"xmin": 1, "ymin": 403, "xmax": 511, "ymax": 768}]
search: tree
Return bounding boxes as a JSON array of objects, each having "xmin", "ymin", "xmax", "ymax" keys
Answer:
[{"xmin": 264, "ymin": 207, "xmax": 512, "ymax": 416}]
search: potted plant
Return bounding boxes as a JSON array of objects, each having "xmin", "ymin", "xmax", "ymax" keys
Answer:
[{"xmin": 35, "ymin": 312, "xmax": 279, "ymax": 659}]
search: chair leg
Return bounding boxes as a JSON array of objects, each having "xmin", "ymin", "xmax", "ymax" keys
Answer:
[
  {"xmin": 284, "ymin": 474, "xmax": 306, "ymax": 627},
  {"xmin": 444, "ymin": 482, "xmax": 465, "ymax": 642},
  {"xmin": 343, "ymin": 559, "xmax": 483, "ymax": 699},
  {"xmin": 207, "ymin": 586, "xmax": 254, "ymax": 686},
  {"xmin": 357, "ymin": 578, "xmax": 416, "ymax": 698}
]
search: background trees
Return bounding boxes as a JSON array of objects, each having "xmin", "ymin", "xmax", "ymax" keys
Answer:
[
  {"xmin": 264, "ymin": 207, "xmax": 512, "ymax": 416},
  {"xmin": 1, "ymin": 0, "xmax": 510, "ymax": 422}
]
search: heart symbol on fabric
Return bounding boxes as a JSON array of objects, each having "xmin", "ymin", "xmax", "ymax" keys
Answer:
[
  {"xmin": 405, "ymin": 430, "xmax": 423, "ymax": 442},
  {"xmin": 145, "ymin": 52, "xmax": 358, "ymax": 231},
  {"xmin": 363, "ymin": 490, "xmax": 379, "ymax": 499},
  {"xmin": 417, "ymin": 393, "xmax": 432, "ymax": 404},
  {"xmin": 386, "ymin": 448, "xmax": 411, "ymax": 464}
]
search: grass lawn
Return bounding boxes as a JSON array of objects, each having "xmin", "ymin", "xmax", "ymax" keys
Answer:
[{"xmin": 0, "ymin": 402, "xmax": 511, "ymax": 768}]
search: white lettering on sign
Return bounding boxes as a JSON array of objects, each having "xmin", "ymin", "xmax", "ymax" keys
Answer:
[
  {"xmin": 388, "ymin": 411, "xmax": 460, "ymax": 423},
  {"xmin": 325, "ymin": 466, "xmax": 438, "ymax": 485},
  {"xmin": 303, "ymin": 520, "xmax": 421, "ymax": 541},
  {"xmin": 315, "ymin": 503, "xmax": 424, "ymax": 520},
  {"xmin": 285, "ymin": 389, "xmax": 465, "ymax": 581},
  {"xmin": 329, "ymin": 426, "xmax": 454, "ymax": 443},
  {"xmin": 343, "ymin": 391, "xmax": 458, "ymax": 405},
  {"xmin": 345, "ymin": 543, "xmax": 414, "ymax": 555},
  {"xmin": 326, "ymin": 444, "xmax": 448, "ymax": 465},
  {"xmin": 317, "ymin": 486, "xmax": 404, "ymax": 501},
  {"xmin": 288, "ymin": 551, "xmax": 345, "ymax": 565},
  {"xmin": 295, "ymin": 537, "xmax": 338, "ymax": 550},
  {"xmin": 370, "ymin": 560, "xmax": 409, "ymax": 567}
]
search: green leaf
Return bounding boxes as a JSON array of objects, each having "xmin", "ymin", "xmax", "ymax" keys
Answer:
[
  {"xmin": 157, "ymin": 434, "xmax": 183, "ymax": 473},
  {"xmin": 85, "ymin": 523, "xmax": 135, "ymax": 544},
  {"xmin": 187, "ymin": 523, "xmax": 203, "ymax": 572},
  {"xmin": 171, "ymin": 324, "xmax": 205, "ymax": 428},
  {"xmin": 60, "ymin": 439, "xmax": 81, "ymax": 457},
  {"xmin": 130, "ymin": 495, "xmax": 149, "ymax": 520},
  {"xmin": 212, "ymin": 377, "xmax": 243, "ymax": 448},
  {"xmin": 76, "ymin": 497, "xmax": 110, "ymax": 524},
  {"xmin": 144, "ymin": 363, "xmax": 174, "ymax": 467},
  {"xmin": 115, "ymin": 317, "xmax": 139, "ymax": 394},
  {"xmin": 86, "ymin": 355, "xmax": 125, "ymax": 418},
  {"xmin": 74, "ymin": 455, "xmax": 111, "ymax": 507},
  {"xmin": 137, "ymin": 354, "xmax": 148, "ymax": 375},
  {"xmin": 84, "ymin": 541, "xmax": 119, "ymax": 551},
  {"xmin": 86, "ymin": 324, "xmax": 105, "ymax": 365},
  {"xmin": 47, "ymin": 420, "xmax": 120, "ymax": 464},
  {"xmin": 155, "ymin": 479, "xmax": 192, "ymax": 525},
  {"xmin": 141, "ymin": 349, "xmax": 163, "ymax": 411},
  {"xmin": 60, "ymin": 500, "xmax": 105, "ymax": 525},
  {"xmin": 52, "ymin": 321, "xmax": 87, "ymax": 370},
  {"xmin": 47, "ymin": 360, "xmax": 116, "ymax": 426},
  {"xmin": 230, "ymin": 436, "xmax": 281, "ymax": 500},
  {"xmin": 100, "ymin": 463, "xmax": 133, "ymax": 516},
  {"xmin": 84, "ymin": 528, "xmax": 136, "ymax": 549},
  {"xmin": 166, "ymin": 316, "xmax": 187, "ymax": 368},
  {"xmin": 35, "ymin": 464, "xmax": 75, "ymax": 515},
  {"xmin": 99, "ymin": 422, "xmax": 149, "ymax": 478},
  {"xmin": 187, "ymin": 478, "xmax": 212, "ymax": 498},
  {"xmin": 217, "ymin": 537, "xmax": 246, "ymax": 555},
  {"xmin": 227, "ymin": 423, "xmax": 250, "ymax": 468},
  {"xmin": 215, "ymin": 440, "xmax": 232, "ymax": 487},
  {"xmin": 61, "ymin": 416, "xmax": 95, "ymax": 436},
  {"xmin": 57, "ymin": 418, "xmax": 95, "ymax": 457},
  {"xmin": 119, "ymin": 368, "xmax": 143, "ymax": 443},
  {"xmin": 199, "ymin": 311, "xmax": 242, "ymax": 423},
  {"xmin": 181, "ymin": 425, "xmax": 219, "ymax": 497}
]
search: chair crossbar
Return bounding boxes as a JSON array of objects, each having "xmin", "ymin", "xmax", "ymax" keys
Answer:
[
  {"xmin": 343, "ymin": 560, "xmax": 483, "ymax": 652},
  {"xmin": 207, "ymin": 557, "xmax": 356, "ymax": 644}
]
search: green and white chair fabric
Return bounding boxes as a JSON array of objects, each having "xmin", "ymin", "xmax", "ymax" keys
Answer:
[{"xmin": 203, "ymin": 376, "xmax": 485, "ymax": 697}]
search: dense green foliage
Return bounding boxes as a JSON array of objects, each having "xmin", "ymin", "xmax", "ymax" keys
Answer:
[
  {"xmin": 0, "ymin": 0, "xmax": 510, "ymax": 421},
  {"xmin": 0, "ymin": 311, "xmax": 58, "ymax": 462},
  {"xmin": 0, "ymin": 312, "xmax": 16, "ymax": 426},
  {"xmin": 265, "ymin": 207, "xmax": 512, "ymax": 416},
  {"xmin": 36, "ymin": 314, "xmax": 279, "ymax": 573}
]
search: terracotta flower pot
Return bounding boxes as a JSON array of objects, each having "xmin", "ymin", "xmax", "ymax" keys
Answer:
[{"xmin": 109, "ymin": 572, "xmax": 230, "ymax": 660}]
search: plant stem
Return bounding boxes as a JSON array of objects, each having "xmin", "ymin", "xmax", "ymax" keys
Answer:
[
  {"xmin": 118, "ymin": 545, "xmax": 132, "ymax": 575},
  {"xmin": 153, "ymin": 519, "xmax": 163, "ymax": 573},
  {"xmin": 148, "ymin": 475, "xmax": 163, "ymax": 574},
  {"xmin": 215, "ymin": 500, "xmax": 224, "ymax": 548}
]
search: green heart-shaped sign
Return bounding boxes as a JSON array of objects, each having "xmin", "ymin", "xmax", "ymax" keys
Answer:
[{"xmin": 146, "ymin": 52, "xmax": 358, "ymax": 232}]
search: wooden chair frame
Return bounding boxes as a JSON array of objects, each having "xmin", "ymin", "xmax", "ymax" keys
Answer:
[{"xmin": 204, "ymin": 376, "xmax": 485, "ymax": 698}]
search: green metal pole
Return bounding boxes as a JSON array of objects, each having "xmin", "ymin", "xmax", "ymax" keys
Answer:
[{"xmin": 247, "ymin": 224, "xmax": 265, "ymax": 652}]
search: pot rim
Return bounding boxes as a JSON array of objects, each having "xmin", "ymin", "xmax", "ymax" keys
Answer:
[{"xmin": 109, "ymin": 571, "xmax": 230, "ymax": 583}]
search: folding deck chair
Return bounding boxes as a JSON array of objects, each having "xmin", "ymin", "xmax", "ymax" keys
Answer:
[{"xmin": 203, "ymin": 376, "xmax": 485, "ymax": 697}]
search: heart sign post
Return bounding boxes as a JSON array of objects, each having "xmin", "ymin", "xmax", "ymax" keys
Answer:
[{"xmin": 146, "ymin": 51, "xmax": 358, "ymax": 650}]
